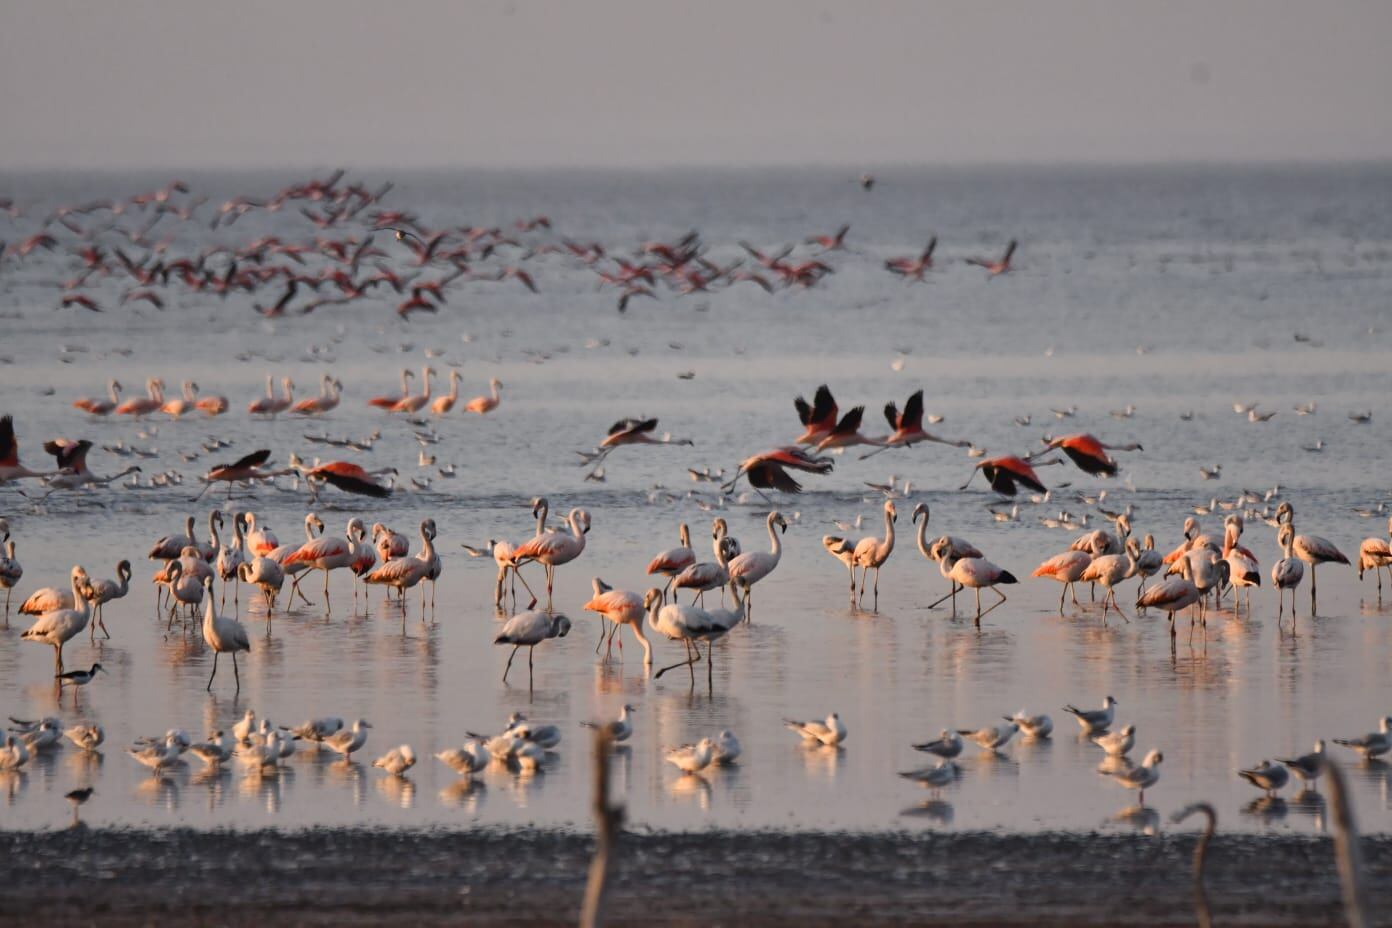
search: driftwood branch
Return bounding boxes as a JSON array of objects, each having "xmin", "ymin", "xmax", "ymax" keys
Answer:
[{"xmin": 580, "ymin": 727, "xmax": 624, "ymax": 928}]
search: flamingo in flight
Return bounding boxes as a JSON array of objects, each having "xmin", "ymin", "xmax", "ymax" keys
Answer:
[
  {"xmin": 1043, "ymin": 434, "xmax": 1143, "ymax": 477},
  {"xmin": 579, "ymin": 418, "xmax": 692, "ymax": 469},
  {"xmin": 965, "ymin": 239, "xmax": 1017, "ymax": 276},
  {"xmin": 288, "ymin": 456, "xmax": 394, "ymax": 499},
  {"xmin": 0, "ymin": 416, "xmax": 56, "ymax": 484},
  {"xmin": 960, "ymin": 455, "xmax": 1051, "ymax": 497},
  {"xmin": 35, "ymin": 439, "xmax": 141, "ymax": 500},
  {"xmin": 805, "ymin": 224, "xmax": 850, "ymax": 251},
  {"xmin": 814, "ymin": 406, "xmax": 885, "ymax": 453},
  {"xmin": 190, "ymin": 449, "xmax": 282, "ymax": 501},
  {"xmin": 884, "ymin": 238, "xmax": 937, "ymax": 281},
  {"xmin": 793, "ymin": 385, "xmax": 838, "ymax": 445},
  {"xmin": 862, "ymin": 390, "xmax": 970, "ymax": 459},
  {"xmin": 722, "ymin": 447, "xmax": 834, "ymax": 499}
]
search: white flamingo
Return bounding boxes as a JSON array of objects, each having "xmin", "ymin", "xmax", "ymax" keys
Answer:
[
  {"xmin": 494, "ymin": 610, "xmax": 572, "ymax": 686},
  {"xmin": 727, "ymin": 511, "xmax": 787, "ymax": 622},
  {"xmin": 20, "ymin": 566, "xmax": 90, "ymax": 671},
  {"xmin": 201, "ymin": 577, "xmax": 250, "ymax": 692},
  {"xmin": 823, "ymin": 499, "xmax": 896, "ymax": 610}
]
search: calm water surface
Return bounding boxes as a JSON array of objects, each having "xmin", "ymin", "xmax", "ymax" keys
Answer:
[{"xmin": 0, "ymin": 165, "xmax": 1390, "ymax": 834}]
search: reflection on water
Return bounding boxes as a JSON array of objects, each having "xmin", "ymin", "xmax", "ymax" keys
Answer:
[{"xmin": 0, "ymin": 166, "xmax": 1391, "ymax": 835}]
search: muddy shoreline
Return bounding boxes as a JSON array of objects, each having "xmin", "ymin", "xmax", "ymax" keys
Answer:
[{"xmin": 0, "ymin": 827, "xmax": 1385, "ymax": 925}]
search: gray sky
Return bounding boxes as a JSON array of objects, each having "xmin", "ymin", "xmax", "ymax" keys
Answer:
[{"xmin": 3, "ymin": 0, "xmax": 1390, "ymax": 169}]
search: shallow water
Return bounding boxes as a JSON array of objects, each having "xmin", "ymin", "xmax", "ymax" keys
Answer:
[{"xmin": 0, "ymin": 165, "xmax": 1391, "ymax": 834}]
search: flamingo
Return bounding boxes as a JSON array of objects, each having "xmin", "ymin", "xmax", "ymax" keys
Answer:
[
  {"xmin": 964, "ymin": 239, "xmax": 1017, "ymax": 276},
  {"xmin": 582, "ymin": 417, "xmax": 692, "ymax": 468},
  {"xmin": 201, "ymin": 577, "xmax": 251, "ymax": 692},
  {"xmin": 268, "ymin": 514, "xmax": 322, "ymax": 605},
  {"xmin": 884, "ymin": 238, "xmax": 937, "ymax": 281},
  {"xmin": 160, "ymin": 559, "xmax": 206, "ymax": 625},
  {"xmin": 793, "ymin": 385, "xmax": 838, "ymax": 445},
  {"xmin": 927, "ymin": 538, "xmax": 1017, "ymax": 626},
  {"xmin": 0, "ymin": 535, "xmax": 21, "ymax": 624},
  {"xmin": 19, "ymin": 580, "xmax": 78, "ymax": 617},
  {"xmin": 246, "ymin": 376, "xmax": 293, "ymax": 416},
  {"xmin": 1032, "ymin": 549, "xmax": 1092, "ymax": 613},
  {"xmin": 1043, "ymin": 433, "xmax": 1143, "ymax": 477},
  {"xmin": 861, "ymin": 390, "xmax": 970, "ymax": 459},
  {"xmin": 960, "ymin": 455, "xmax": 1049, "ymax": 497},
  {"xmin": 1224, "ymin": 522, "xmax": 1262, "ymax": 612},
  {"xmin": 511, "ymin": 508, "xmax": 589, "ymax": 612},
  {"xmin": 722, "ymin": 447, "xmax": 834, "ymax": 499},
  {"xmin": 1079, "ymin": 546, "xmax": 1137, "ymax": 621},
  {"xmin": 363, "ymin": 519, "xmax": 438, "ymax": 612},
  {"xmin": 1276, "ymin": 502, "xmax": 1349, "ymax": 616},
  {"xmin": 674, "ymin": 534, "xmax": 739, "ymax": 606},
  {"xmin": 246, "ymin": 375, "xmax": 278, "ymax": 416},
  {"xmin": 1137, "ymin": 555, "xmax": 1202, "ymax": 639},
  {"xmin": 463, "ymin": 377, "xmax": 503, "ymax": 414},
  {"xmin": 238, "ymin": 556, "xmax": 285, "ymax": 611},
  {"xmin": 823, "ymin": 499, "xmax": 897, "ymax": 610},
  {"xmin": 368, "ymin": 368, "xmax": 414, "ymax": 409},
  {"xmin": 431, "ymin": 370, "xmax": 463, "ymax": 414},
  {"xmin": 289, "ymin": 456, "xmax": 394, "ymax": 499},
  {"xmin": 0, "ymin": 416, "xmax": 57, "ymax": 484},
  {"xmin": 912, "ymin": 503, "xmax": 983, "ymax": 612},
  {"xmin": 643, "ymin": 587, "xmax": 712, "ymax": 682},
  {"xmin": 461, "ymin": 539, "xmax": 529, "ymax": 611},
  {"xmin": 1358, "ymin": 516, "xmax": 1392, "ymax": 597},
  {"xmin": 814, "ymin": 407, "xmax": 885, "ymax": 453},
  {"xmin": 390, "ymin": 366, "xmax": 435, "ymax": 414},
  {"xmin": 281, "ymin": 517, "xmax": 359, "ymax": 611},
  {"xmin": 805, "ymin": 223, "xmax": 850, "ymax": 250},
  {"xmin": 72, "ymin": 380, "xmax": 122, "ymax": 416},
  {"xmin": 213, "ymin": 512, "xmax": 246, "ymax": 607},
  {"xmin": 1272, "ymin": 521, "xmax": 1306, "ymax": 625},
  {"xmin": 194, "ymin": 385, "xmax": 229, "ymax": 416},
  {"xmin": 646, "ymin": 523, "xmax": 695, "ymax": 602},
  {"xmin": 191, "ymin": 449, "xmax": 283, "ymax": 501},
  {"xmin": 114, "ymin": 378, "xmax": 164, "ymax": 417},
  {"xmin": 347, "ymin": 521, "xmax": 376, "ymax": 606},
  {"xmin": 21, "ymin": 566, "xmax": 89, "ymax": 671},
  {"xmin": 582, "ymin": 579, "xmax": 652, "ymax": 663},
  {"xmin": 374, "ymin": 522, "xmax": 411, "ymax": 562},
  {"xmin": 77, "ymin": 560, "xmax": 131, "ymax": 641},
  {"xmin": 727, "ymin": 511, "xmax": 787, "ymax": 621},
  {"xmin": 1132, "ymin": 534, "xmax": 1165, "ymax": 596},
  {"xmin": 292, "ymin": 374, "xmax": 343, "ymax": 415},
  {"xmin": 495, "ymin": 610, "xmax": 571, "ymax": 686},
  {"xmin": 149, "ymin": 515, "xmax": 199, "ymax": 562},
  {"xmin": 161, "ymin": 381, "xmax": 198, "ymax": 418}
]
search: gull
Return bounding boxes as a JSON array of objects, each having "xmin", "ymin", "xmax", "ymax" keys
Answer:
[
  {"xmin": 957, "ymin": 721, "xmax": 1018, "ymax": 752},
  {"xmin": 1333, "ymin": 717, "xmax": 1392, "ymax": 760},
  {"xmin": 712, "ymin": 730, "xmax": 741, "ymax": 765},
  {"xmin": 323, "ymin": 719, "xmax": 373, "ymax": 761},
  {"xmin": 505, "ymin": 712, "xmax": 563, "ymax": 749},
  {"xmin": 188, "ymin": 732, "xmax": 235, "ymax": 768},
  {"xmin": 63, "ymin": 724, "xmax": 104, "ymax": 752},
  {"xmin": 1276, "ymin": 741, "xmax": 1326, "ymax": 788},
  {"xmin": 785, "ymin": 713, "xmax": 847, "ymax": 746},
  {"xmin": 1293, "ymin": 402, "xmax": 1317, "ymax": 415},
  {"xmin": 1248, "ymin": 408, "xmax": 1276, "ymax": 423},
  {"xmin": 232, "ymin": 710, "xmax": 257, "ymax": 744},
  {"xmin": 515, "ymin": 740, "xmax": 546, "ymax": 771},
  {"xmin": 1239, "ymin": 759, "xmax": 1290, "ymax": 797},
  {"xmin": 1199, "ymin": 465, "xmax": 1221, "ymax": 481},
  {"xmin": 373, "ymin": 745, "xmax": 417, "ymax": 777},
  {"xmin": 899, "ymin": 761, "xmax": 960, "ymax": 793},
  {"xmin": 1093, "ymin": 724, "xmax": 1137, "ymax": 758},
  {"xmin": 911, "ymin": 730, "xmax": 963, "ymax": 759},
  {"xmin": 435, "ymin": 740, "xmax": 489, "ymax": 777},
  {"xmin": 665, "ymin": 738, "xmax": 716, "ymax": 774},
  {"xmin": 289, "ymin": 717, "xmax": 344, "ymax": 747},
  {"xmin": 1110, "ymin": 749, "xmax": 1163, "ymax": 805},
  {"xmin": 1064, "ymin": 696, "xmax": 1117, "ymax": 733},
  {"xmin": 1008, "ymin": 711, "xmax": 1053, "ymax": 740},
  {"xmin": 580, "ymin": 704, "xmax": 636, "ymax": 744},
  {"xmin": 19, "ymin": 719, "xmax": 62, "ymax": 751},
  {"xmin": 128, "ymin": 736, "xmax": 181, "ymax": 775},
  {"xmin": 0, "ymin": 736, "xmax": 29, "ymax": 770}
]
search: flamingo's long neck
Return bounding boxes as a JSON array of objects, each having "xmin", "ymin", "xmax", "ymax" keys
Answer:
[
  {"xmin": 264, "ymin": 376, "xmax": 274, "ymax": 399},
  {"xmin": 400, "ymin": 370, "xmax": 411, "ymax": 395},
  {"xmin": 766, "ymin": 516, "xmax": 781, "ymax": 562},
  {"xmin": 418, "ymin": 526, "xmax": 435, "ymax": 562},
  {"xmin": 305, "ymin": 518, "xmax": 319, "ymax": 542},
  {"xmin": 209, "ymin": 516, "xmax": 222, "ymax": 550},
  {"xmin": 915, "ymin": 515, "xmax": 931, "ymax": 559},
  {"xmin": 281, "ymin": 379, "xmax": 293, "ymax": 403},
  {"xmin": 117, "ymin": 567, "xmax": 130, "ymax": 596},
  {"xmin": 233, "ymin": 516, "xmax": 245, "ymax": 552},
  {"xmin": 70, "ymin": 573, "xmax": 90, "ymax": 618},
  {"xmin": 883, "ymin": 509, "xmax": 896, "ymax": 553},
  {"xmin": 445, "ymin": 374, "xmax": 460, "ymax": 403},
  {"xmin": 108, "ymin": 381, "xmax": 121, "ymax": 403},
  {"xmin": 535, "ymin": 504, "xmax": 549, "ymax": 535},
  {"xmin": 490, "ymin": 381, "xmax": 500, "ymax": 402}
]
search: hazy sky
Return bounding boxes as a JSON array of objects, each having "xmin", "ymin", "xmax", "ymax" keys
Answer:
[{"xmin": 2, "ymin": 0, "xmax": 1390, "ymax": 169}]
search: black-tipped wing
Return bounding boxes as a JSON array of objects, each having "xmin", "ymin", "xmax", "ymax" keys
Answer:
[
  {"xmin": 44, "ymin": 439, "xmax": 91, "ymax": 471},
  {"xmin": 608, "ymin": 417, "xmax": 657, "ymax": 437},
  {"xmin": 747, "ymin": 463, "xmax": 802, "ymax": 494},
  {"xmin": 834, "ymin": 406, "xmax": 865, "ymax": 435},
  {"xmin": 0, "ymin": 416, "xmax": 17, "ymax": 466},
  {"xmin": 229, "ymin": 449, "xmax": 272, "ymax": 470},
  {"xmin": 901, "ymin": 391, "xmax": 924, "ymax": 431},
  {"xmin": 320, "ymin": 470, "xmax": 392, "ymax": 498},
  {"xmin": 883, "ymin": 401, "xmax": 900, "ymax": 431},
  {"xmin": 794, "ymin": 395, "xmax": 812, "ymax": 426},
  {"xmin": 810, "ymin": 385, "xmax": 836, "ymax": 425}
]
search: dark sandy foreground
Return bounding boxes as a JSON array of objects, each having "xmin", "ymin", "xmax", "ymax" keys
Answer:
[{"xmin": 0, "ymin": 827, "xmax": 1385, "ymax": 926}]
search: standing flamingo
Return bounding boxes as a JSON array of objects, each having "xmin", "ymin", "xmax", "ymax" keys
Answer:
[
  {"xmin": 495, "ymin": 609, "xmax": 571, "ymax": 686},
  {"xmin": 674, "ymin": 535, "xmax": 739, "ymax": 606},
  {"xmin": 0, "ymin": 535, "xmax": 22, "ymax": 625},
  {"xmin": 927, "ymin": 539, "xmax": 1017, "ymax": 626},
  {"xmin": 78, "ymin": 560, "xmax": 131, "ymax": 640},
  {"xmin": 246, "ymin": 375, "xmax": 278, "ymax": 416},
  {"xmin": 161, "ymin": 381, "xmax": 198, "ymax": 418},
  {"xmin": 431, "ymin": 370, "xmax": 463, "ymax": 413},
  {"xmin": 1032, "ymin": 549, "xmax": 1092, "ymax": 613},
  {"xmin": 391, "ymin": 366, "xmax": 434, "ymax": 414},
  {"xmin": 363, "ymin": 520, "xmax": 438, "ymax": 614},
  {"xmin": 1137, "ymin": 556, "xmax": 1202, "ymax": 640},
  {"xmin": 583, "ymin": 578, "xmax": 652, "ymax": 663},
  {"xmin": 912, "ymin": 503, "xmax": 983, "ymax": 612},
  {"xmin": 511, "ymin": 509, "xmax": 590, "ymax": 612},
  {"xmin": 1272, "ymin": 522, "xmax": 1306, "ymax": 626},
  {"xmin": 1358, "ymin": 516, "xmax": 1392, "ymax": 597},
  {"xmin": 646, "ymin": 523, "xmax": 695, "ymax": 602},
  {"xmin": 201, "ymin": 577, "xmax": 251, "ymax": 692},
  {"xmin": 194, "ymin": 385, "xmax": 229, "ymax": 416},
  {"xmin": 114, "ymin": 379, "xmax": 164, "ymax": 417},
  {"xmin": 463, "ymin": 377, "xmax": 503, "ymax": 414},
  {"xmin": 243, "ymin": 512, "xmax": 280, "ymax": 557},
  {"xmin": 1276, "ymin": 502, "xmax": 1349, "ymax": 616},
  {"xmin": 1079, "ymin": 547, "xmax": 1137, "ymax": 621},
  {"xmin": 292, "ymin": 374, "xmax": 343, "ymax": 415},
  {"xmin": 368, "ymin": 368, "xmax": 414, "ymax": 409},
  {"xmin": 214, "ymin": 512, "xmax": 246, "ymax": 607},
  {"xmin": 238, "ymin": 557, "xmax": 285, "ymax": 611},
  {"xmin": 281, "ymin": 517, "xmax": 359, "ymax": 611},
  {"xmin": 72, "ymin": 380, "xmax": 122, "ymax": 416},
  {"xmin": 727, "ymin": 511, "xmax": 787, "ymax": 621},
  {"xmin": 823, "ymin": 500, "xmax": 897, "ymax": 610},
  {"xmin": 21, "ymin": 566, "xmax": 90, "ymax": 671}
]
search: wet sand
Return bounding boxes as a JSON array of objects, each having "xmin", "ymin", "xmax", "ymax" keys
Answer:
[{"xmin": 0, "ymin": 827, "xmax": 1384, "ymax": 925}]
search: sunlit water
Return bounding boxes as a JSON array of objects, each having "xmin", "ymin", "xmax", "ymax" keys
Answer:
[{"xmin": 0, "ymin": 165, "xmax": 1390, "ymax": 834}]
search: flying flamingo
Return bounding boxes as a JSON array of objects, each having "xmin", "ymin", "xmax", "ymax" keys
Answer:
[
  {"xmin": 927, "ymin": 538, "xmax": 1017, "ymax": 626},
  {"xmin": 511, "ymin": 508, "xmax": 590, "ymax": 611},
  {"xmin": 368, "ymin": 368, "xmax": 415, "ymax": 409},
  {"xmin": 815, "ymin": 407, "xmax": 885, "ymax": 453},
  {"xmin": 861, "ymin": 390, "xmax": 970, "ymax": 458},
  {"xmin": 579, "ymin": 417, "xmax": 692, "ymax": 469},
  {"xmin": 201, "ymin": 577, "xmax": 251, "ymax": 692},
  {"xmin": 793, "ymin": 385, "xmax": 838, "ymax": 445},
  {"xmin": 114, "ymin": 378, "xmax": 164, "ymax": 417},
  {"xmin": 823, "ymin": 499, "xmax": 897, "ymax": 610},
  {"xmin": 805, "ymin": 224, "xmax": 850, "ymax": 251},
  {"xmin": 1358, "ymin": 516, "xmax": 1392, "ymax": 597},
  {"xmin": 1043, "ymin": 434, "xmax": 1143, "ymax": 477},
  {"xmin": 722, "ymin": 447, "xmax": 834, "ymax": 500},
  {"xmin": 727, "ymin": 511, "xmax": 787, "ymax": 622},
  {"xmin": 965, "ymin": 239, "xmax": 1017, "ymax": 276},
  {"xmin": 191, "ymin": 449, "xmax": 283, "ymax": 501},
  {"xmin": 391, "ymin": 366, "xmax": 435, "ymax": 414},
  {"xmin": 1276, "ymin": 502, "xmax": 1349, "ymax": 616},
  {"xmin": 72, "ymin": 380, "xmax": 122, "ymax": 416},
  {"xmin": 292, "ymin": 374, "xmax": 343, "ymax": 415},
  {"xmin": 463, "ymin": 377, "xmax": 503, "ymax": 414},
  {"xmin": 582, "ymin": 578, "xmax": 652, "ymax": 662},
  {"xmin": 281, "ymin": 517, "xmax": 360, "ymax": 611},
  {"xmin": 884, "ymin": 238, "xmax": 937, "ymax": 281},
  {"xmin": 0, "ymin": 416, "xmax": 58, "ymax": 484},
  {"xmin": 288, "ymin": 456, "xmax": 393, "ymax": 499},
  {"xmin": 431, "ymin": 370, "xmax": 463, "ymax": 414},
  {"xmin": 960, "ymin": 455, "xmax": 1050, "ymax": 497},
  {"xmin": 20, "ymin": 566, "xmax": 90, "ymax": 671},
  {"xmin": 646, "ymin": 523, "xmax": 695, "ymax": 602},
  {"xmin": 1032, "ymin": 550, "xmax": 1092, "ymax": 613}
]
